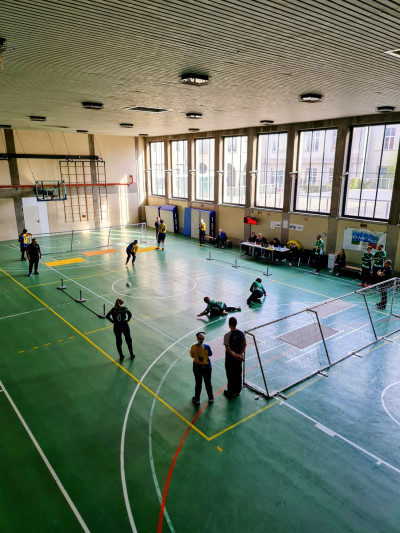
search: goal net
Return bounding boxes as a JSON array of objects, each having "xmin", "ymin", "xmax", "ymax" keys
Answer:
[
  {"xmin": 245, "ymin": 278, "xmax": 400, "ymax": 398},
  {"xmin": 33, "ymin": 223, "xmax": 148, "ymax": 255}
]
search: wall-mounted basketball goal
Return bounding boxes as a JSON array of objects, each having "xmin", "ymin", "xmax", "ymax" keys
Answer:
[{"xmin": 35, "ymin": 180, "xmax": 67, "ymax": 201}]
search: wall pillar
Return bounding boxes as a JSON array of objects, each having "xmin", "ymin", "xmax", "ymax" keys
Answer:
[{"xmin": 4, "ymin": 129, "xmax": 25, "ymax": 232}]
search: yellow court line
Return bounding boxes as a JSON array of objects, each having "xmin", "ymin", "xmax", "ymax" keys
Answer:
[{"xmin": 0, "ymin": 267, "xmax": 208, "ymax": 441}]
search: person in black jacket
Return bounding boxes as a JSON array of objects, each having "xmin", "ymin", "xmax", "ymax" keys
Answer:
[
  {"xmin": 376, "ymin": 260, "xmax": 393, "ymax": 310},
  {"xmin": 330, "ymin": 249, "xmax": 346, "ymax": 276},
  {"xmin": 26, "ymin": 238, "xmax": 42, "ymax": 276},
  {"xmin": 18, "ymin": 228, "xmax": 28, "ymax": 261},
  {"xmin": 106, "ymin": 299, "xmax": 135, "ymax": 362}
]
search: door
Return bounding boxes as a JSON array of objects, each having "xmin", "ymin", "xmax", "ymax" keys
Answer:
[{"xmin": 23, "ymin": 206, "xmax": 42, "ymax": 235}]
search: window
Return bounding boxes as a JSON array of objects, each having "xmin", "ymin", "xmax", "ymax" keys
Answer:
[
  {"xmin": 384, "ymin": 127, "xmax": 396, "ymax": 150},
  {"xmin": 344, "ymin": 124, "xmax": 400, "ymax": 220},
  {"xmin": 171, "ymin": 140, "xmax": 188, "ymax": 198},
  {"xmin": 256, "ymin": 133, "xmax": 287, "ymax": 209},
  {"xmin": 295, "ymin": 129, "xmax": 337, "ymax": 213},
  {"xmin": 149, "ymin": 142, "xmax": 165, "ymax": 196},
  {"xmin": 195, "ymin": 138, "xmax": 215, "ymax": 201},
  {"xmin": 223, "ymin": 136, "xmax": 247, "ymax": 204}
]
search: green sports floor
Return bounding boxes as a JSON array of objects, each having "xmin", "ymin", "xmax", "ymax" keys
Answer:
[{"xmin": 1, "ymin": 231, "xmax": 400, "ymax": 533}]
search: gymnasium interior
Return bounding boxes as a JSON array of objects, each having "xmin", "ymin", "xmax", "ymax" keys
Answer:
[{"xmin": 1, "ymin": 2, "xmax": 400, "ymax": 532}]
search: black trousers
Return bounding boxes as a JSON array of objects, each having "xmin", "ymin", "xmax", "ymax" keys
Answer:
[
  {"xmin": 199, "ymin": 230, "xmax": 206, "ymax": 245},
  {"xmin": 126, "ymin": 251, "xmax": 136, "ymax": 264},
  {"xmin": 20, "ymin": 246, "xmax": 26, "ymax": 260},
  {"xmin": 193, "ymin": 363, "xmax": 213, "ymax": 400},
  {"xmin": 372, "ymin": 266, "xmax": 382, "ymax": 284},
  {"xmin": 114, "ymin": 323, "xmax": 134, "ymax": 358},
  {"xmin": 314, "ymin": 254, "xmax": 322, "ymax": 273},
  {"xmin": 225, "ymin": 355, "xmax": 243, "ymax": 396},
  {"xmin": 361, "ymin": 267, "xmax": 370, "ymax": 284},
  {"xmin": 28, "ymin": 258, "xmax": 39, "ymax": 274},
  {"xmin": 247, "ymin": 289, "xmax": 263, "ymax": 304}
]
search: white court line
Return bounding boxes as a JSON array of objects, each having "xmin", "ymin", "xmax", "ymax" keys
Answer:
[
  {"xmin": 0, "ymin": 379, "xmax": 90, "ymax": 531},
  {"xmin": 381, "ymin": 382, "xmax": 400, "ymax": 428},
  {"xmin": 120, "ymin": 312, "xmax": 235, "ymax": 532},
  {"xmin": 282, "ymin": 401, "xmax": 400, "ymax": 475},
  {"xmin": 148, "ymin": 360, "xmax": 178, "ymax": 533},
  {"xmin": 45, "ymin": 265, "xmax": 188, "ymax": 350},
  {"xmin": 0, "ymin": 307, "xmax": 47, "ymax": 320}
]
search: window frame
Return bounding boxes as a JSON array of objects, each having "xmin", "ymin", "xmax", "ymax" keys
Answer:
[
  {"xmin": 223, "ymin": 135, "xmax": 248, "ymax": 205},
  {"xmin": 194, "ymin": 137, "xmax": 215, "ymax": 202},
  {"xmin": 342, "ymin": 123, "xmax": 400, "ymax": 221},
  {"xmin": 149, "ymin": 141, "xmax": 165, "ymax": 196},
  {"xmin": 294, "ymin": 128, "xmax": 337, "ymax": 215},
  {"xmin": 170, "ymin": 140, "xmax": 188, "ymax": 199},
  {"xmin": 255, "ymin": 132, "xmax": 288, "ymax": 210}
]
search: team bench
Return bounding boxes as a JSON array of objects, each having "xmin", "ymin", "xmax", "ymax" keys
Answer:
[
  {"xmin": 341, "ymin": 264, "xmax": 361, "ymax": 278},
  {"xmin": 204, "ymin": 235, "xmax": 232, "ymax": 248}
]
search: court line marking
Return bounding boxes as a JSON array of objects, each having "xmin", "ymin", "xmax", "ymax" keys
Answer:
[
  {"xmin": 45, "ymin": 265, "xmax": 188, "ymax": 350},
  {"xmin": 0, "ymin": 379, "xmax": 90, "ymax": 532},
  {"xmin": 148, "ymin": 360, "xmax": 178, "ymax": 533},
  {"xmin": 0, "ymin": 307, "xmax": 47, "ymax": 320},
  {"xmin": 0, "ymin": 267, "xmax": 208, "ymax": 440},
  {"xmin": 381, "ymin": 382, "xmax": 400, "ymax": 428},
  {"xmin": 282, "ymin": 401, "xmax": 400, "ymax": 474}
]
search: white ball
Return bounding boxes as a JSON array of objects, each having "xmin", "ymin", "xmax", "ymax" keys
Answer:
[{"xmin": 126, "ymin": 282, "xmax": 132, "ymax": 288}]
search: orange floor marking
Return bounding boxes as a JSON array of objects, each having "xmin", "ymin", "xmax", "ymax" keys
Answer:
[
  {"xmin": 82, "ymin": 249, "xmax": 118, "ymax": 256},
  {"xmin": 44, "ymin": 258, "xmax": 86, "ymax": 266}
]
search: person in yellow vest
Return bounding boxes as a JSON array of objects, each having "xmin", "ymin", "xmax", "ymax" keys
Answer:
[
  {"xmin": 190, "ymin": 331, "xmax": 214, "ymax": 405},
  {"xmin": 156, "ymin": 219, "xmax": 167, "ymax": 251},
  {"xmin": 198, "ymin": 218, "xmax": 206, "ymax": 246},
  {"xmin": 126, "ymin": 240, "xmax": 138, "ymax": 265}
]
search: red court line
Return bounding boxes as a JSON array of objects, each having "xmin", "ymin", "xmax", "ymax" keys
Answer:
[{"xmin": 157, "ymin": 385, "xmax": 225, "ymax": 533}]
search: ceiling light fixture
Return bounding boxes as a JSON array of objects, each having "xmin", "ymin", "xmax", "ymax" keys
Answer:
[
  {"xmin": 76, "ymin": 129, "xmax": 88, "ymax": 133},
  {"xmin": 120, "ymin": 123, "xmax": 133, "ymax": 128},
  {"xmin": 188, "ymin": 128, "xmax": 200, "ymax": 132},
  {"xmin": 0, "ymin": 124, "xmax": 11, "ymax": 128},
  {"xmin": 180, "ymin": 73, "xmax": 210, "ymax": 86},
  {"xmin": 299, "ymin": 93, "xmax": 323, "ymax": 103},
  {"xmin": 82, "ymin": 101, "xmax": 104, "ymax": 110},
  {"xmin": 139, "ymin": 133, "xmax": 148, "ymax": 137},
  {"xmin": 260, "ymin": 120, "xmax": 274, "ymax": 125},
  {"xmin": 124, "ymin": 106, "xmax": 167, "ymax": 113},
  {"xmin": 186, "ymin": 112, "xmax": 202, "ymax": 119},
  {"xmin": 29, "ymin": 116, "xmax": 47, "ymax": 121},
  {"xmin": 376, "ymin": 105, "xmax": 396, "ymax": 113}
]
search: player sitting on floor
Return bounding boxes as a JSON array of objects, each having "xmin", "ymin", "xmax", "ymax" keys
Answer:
[{"xmin": 197, "ymin": 297, "xmax": 241, "ymax": 317}]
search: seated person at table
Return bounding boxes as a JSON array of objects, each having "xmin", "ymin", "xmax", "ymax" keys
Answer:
[
  {"xmin": 244, "ymin": 231, "xmax": 257, "ymax": 255},
  {"xmin": 255, "ymin": 233, "xmax": 267, "ymax": 257},
  {"xmin": 286, "ymin": 242, "xmax": 299, "ymax": 266},
  {"xmin": 269, "ymin": 237, "xmax": 281, "ymax": 248},
  {"xmin": 214, "ymin": 228, "xmax": 227, "ymax": 248},
  {"xmin": 330, "ymin": 249, "xmax": 346, "ymax": 276}
]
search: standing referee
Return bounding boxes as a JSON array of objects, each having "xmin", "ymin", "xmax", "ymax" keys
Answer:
[{"xmin": 26, "ymin": 238, "xmax": 42, "ymax": 276}]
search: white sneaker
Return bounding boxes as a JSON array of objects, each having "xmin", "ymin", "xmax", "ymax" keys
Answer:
[
  {"xmin": 288, "ymin": 262, "xmax": 292, "ymax": 266},
  {"xmin": 314, "ymin": 271, "xmax": 319, "ymax": 275},
  {"xmin": 330, "ymin": 270, "xmax": 334, "ymax": 273},
  {"xmin": 335, "ymin": 273, "xmax": 339, "ymax": 276}
]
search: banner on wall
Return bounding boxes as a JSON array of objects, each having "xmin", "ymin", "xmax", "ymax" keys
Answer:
[
  {"xmin": 289, "ymin": 224, "xmax": 303, "ymax": 231},
  {"xmin": 343, "ymin": 227, "xmax": 386, "ymax": 252}
]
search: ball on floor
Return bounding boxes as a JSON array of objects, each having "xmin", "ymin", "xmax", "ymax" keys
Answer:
[{"xmin": 126, "ymin": 282, "xmax": 132, "ymax": 288}]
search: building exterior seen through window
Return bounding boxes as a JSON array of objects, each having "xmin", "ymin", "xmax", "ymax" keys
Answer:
[
  {"xmin": 256, "ymin": 133, "xmax": 287, "ymax": 209},
  {"xmin": 195, "ymin": 138, "xmax": 215, "ymax": 201},
  {"xmin": 344, "ymin": 124, "xmax": 400, "ymax": 220},
  {"xmin": 223, "ymin": 136, "xmax": 247, "ymax": 204},
  {"xmin": 149, "ymin": 142, "xmax": 165, "ymax": 196},
  {"xmin": 171, "ymin": 140, "xmax": 188, "ymax": 198},
  {"xmin": 295, "ymin": 128, "xmax": 337, "ymax": 214}
]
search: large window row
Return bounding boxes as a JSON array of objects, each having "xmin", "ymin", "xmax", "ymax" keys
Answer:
[{"xmin": 148, "ymin": 123, "xmax": 400, "ymax": 221}]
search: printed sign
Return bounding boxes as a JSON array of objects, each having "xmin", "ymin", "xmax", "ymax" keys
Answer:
[
  {"xmin": 343, "ymin": 228, "xmax": 386, "ymax": 252},
  {"xmin": 289, "ymin": 224, "xmax": 303, "ymax": 231}
]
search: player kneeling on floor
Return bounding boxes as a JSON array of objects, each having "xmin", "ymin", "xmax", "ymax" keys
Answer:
[{"xmin": 247, "ymin": 278, "xmax": 267, "ymax": 306}]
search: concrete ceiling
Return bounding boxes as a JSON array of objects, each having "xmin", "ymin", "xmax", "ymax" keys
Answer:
[{"xmin": 1, "ymin": 0, "xmax": 400, "ymax": 137}]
